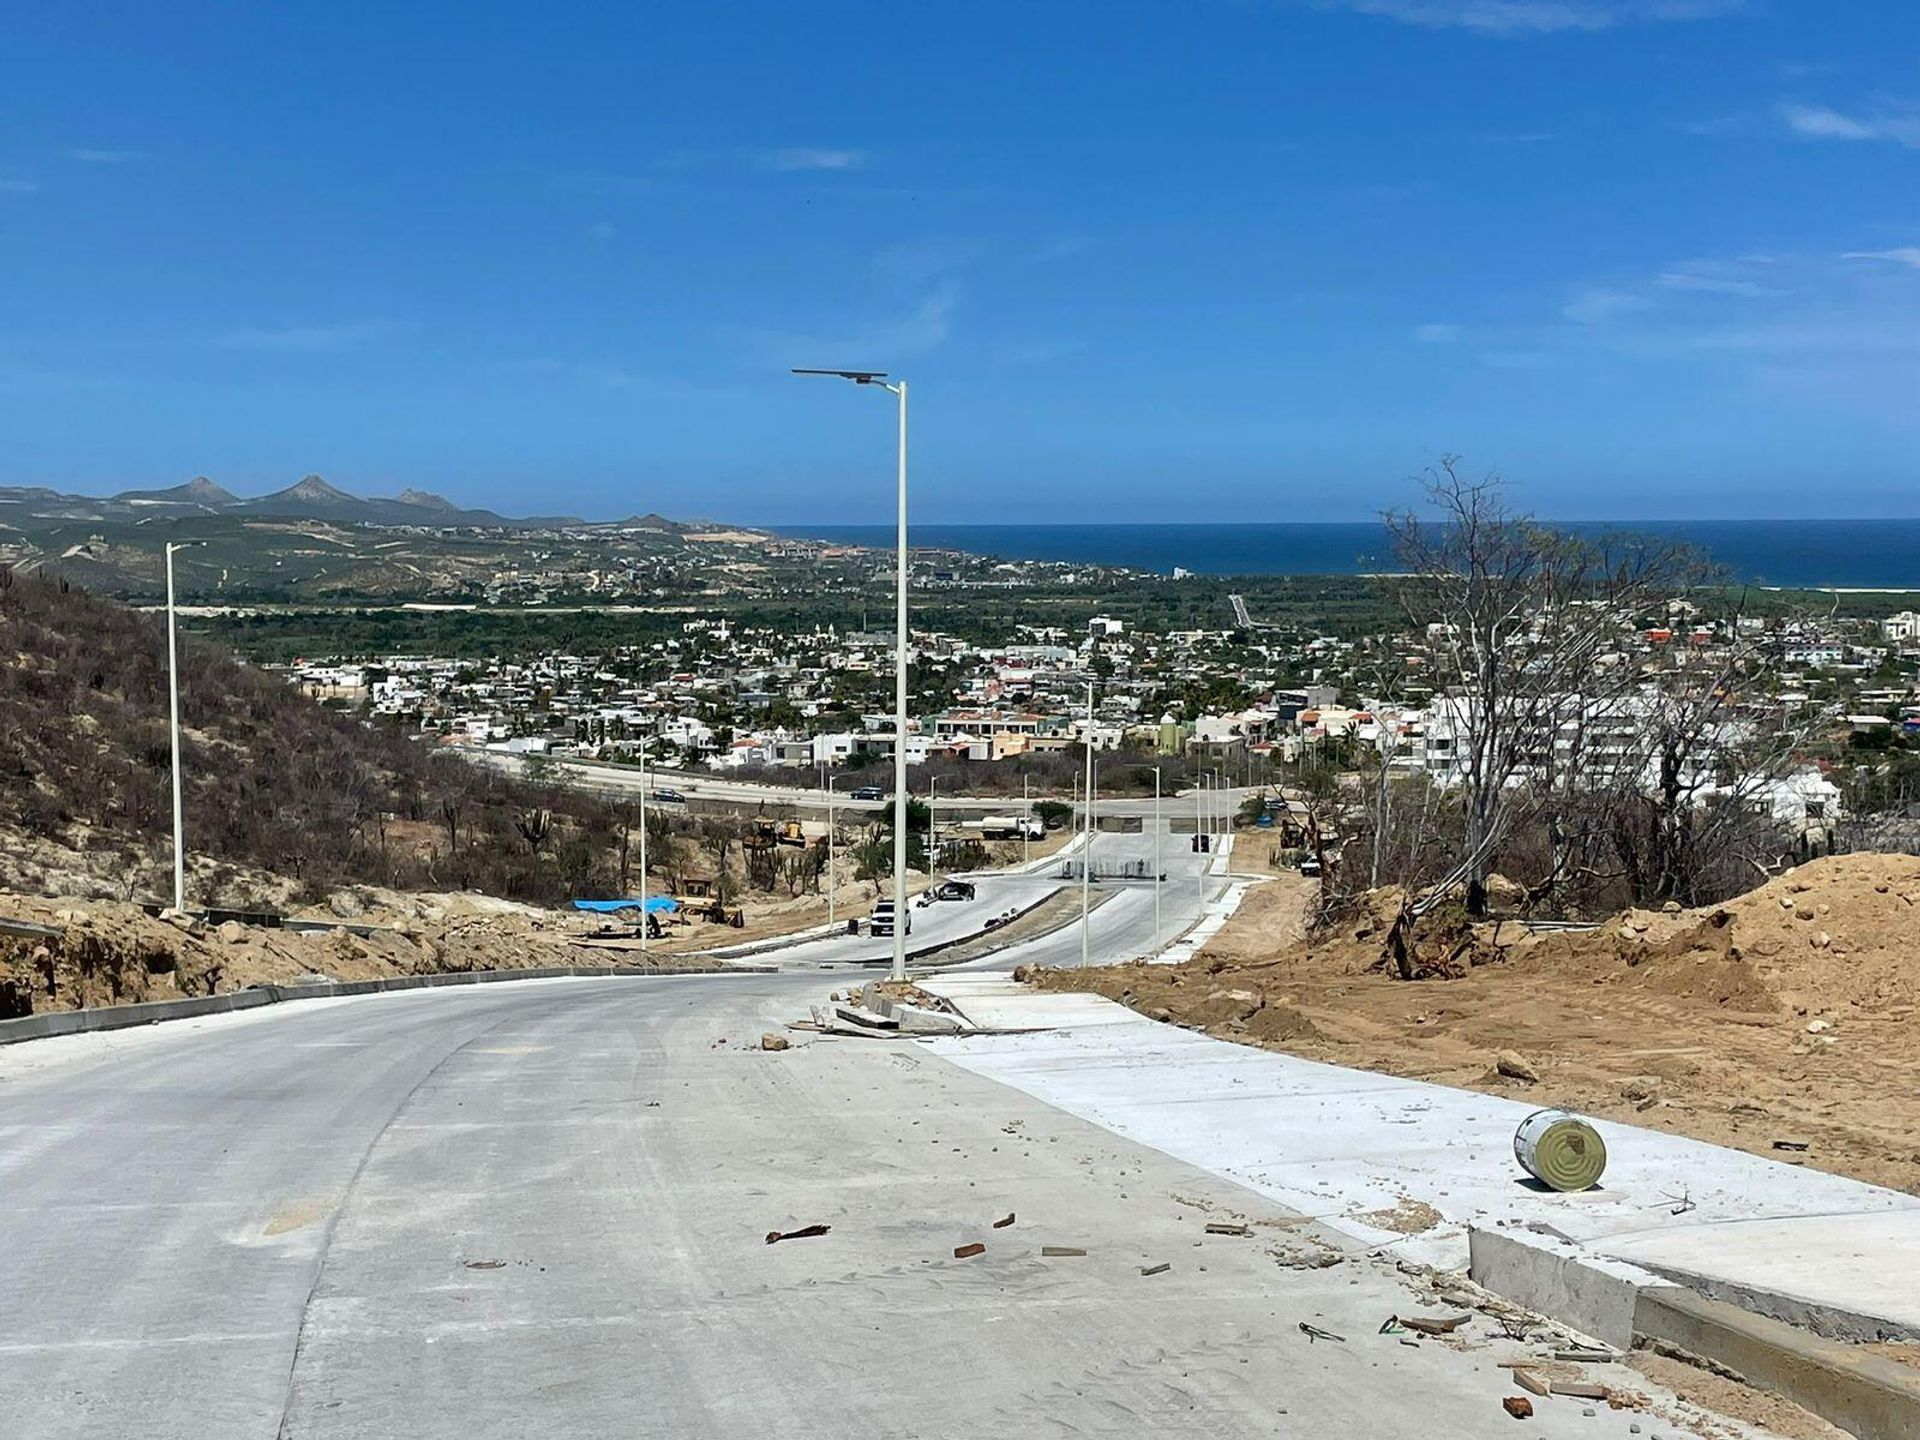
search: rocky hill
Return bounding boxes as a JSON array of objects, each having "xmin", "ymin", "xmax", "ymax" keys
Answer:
[{"xmin": 0, "ymin": 567, "xmax": 627, "ymax": 910}]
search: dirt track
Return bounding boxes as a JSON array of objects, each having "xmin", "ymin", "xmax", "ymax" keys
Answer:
[{"xmin": 1032, "ymin": 854, "xmax": 1920, "ymax": 1196}]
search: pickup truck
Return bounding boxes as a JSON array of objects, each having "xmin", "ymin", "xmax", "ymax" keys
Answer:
[{"xmin": 869, "ymin": 900, "xmax": 911, "ymax": 936}]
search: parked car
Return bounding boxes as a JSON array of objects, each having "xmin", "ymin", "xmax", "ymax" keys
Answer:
[
  {"xmin": 851, "ymin": 786, "xmax": 885, "ymax": 802},
  {"xmin": 933, "ymin": 879, "xmax": 976, "ymax": 901},
  {"xmin": 1297, "ymin": 855, "xmax": 1322, "ymax": 878},
  {"xmin": 654, "ymin": 788, "xmax": 685, "ymax": 804},
  {"xmin": 870, "ymin": 900, "xmax": 911, "ymax": 936}
]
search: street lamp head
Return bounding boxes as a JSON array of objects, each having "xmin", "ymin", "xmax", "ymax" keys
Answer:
[{"xmin": 793, "ymin": 367, "xmax": 889, "ymax": 385}]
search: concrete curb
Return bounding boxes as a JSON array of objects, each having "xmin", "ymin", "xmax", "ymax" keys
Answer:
[
  {"xmin": 1470, "ymin": 1223, "xmax": 1920, "ymax": 1440},
  {"xmin": 0, "ymin": 961, "xmax": 773, "ymax": 1047},
  {"xmin": 1469, "ymin": 1225, "xmax": 1676, "ymax": 1349},
  {"xmin": 1635, "ymin": 1287, "xmax": 1920, "ymax": 1440}
]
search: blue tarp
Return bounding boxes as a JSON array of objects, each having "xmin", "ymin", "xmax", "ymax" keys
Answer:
[{"xmin": 572, "ymin": 897, "xmax": 678, "ymax": 915}]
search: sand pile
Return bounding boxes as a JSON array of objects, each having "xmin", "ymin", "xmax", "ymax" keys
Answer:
[{"xmin": 1029, "ymin": 853, "xmax": 1920, "ymax": 1195}]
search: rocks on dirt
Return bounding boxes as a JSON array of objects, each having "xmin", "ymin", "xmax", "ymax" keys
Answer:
[
  {"xmin": 759, "ymin": 1033, "xmax": 790, "ymax": 1052},
  {"xmin": 953, "ymin": 1242, "xmax": 986, "ymax": 1259},
  {"xmin": 1502, "ymin": 1396, "xmax": 1534, "ymax": 1420},
  {"xmin": 1494, "ymin": 1050, "xmax": 1540, "ymax": 1084}
]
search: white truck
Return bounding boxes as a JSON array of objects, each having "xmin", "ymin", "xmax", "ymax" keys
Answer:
[{"xmin": 971, "ymin": 814, "xmax": 1045, "ymax": 841}]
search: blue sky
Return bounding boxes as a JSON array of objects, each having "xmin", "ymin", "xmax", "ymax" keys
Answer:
[{"xmin": 1, "ymin": 2, "xmax": 1915, "ymax": 522}]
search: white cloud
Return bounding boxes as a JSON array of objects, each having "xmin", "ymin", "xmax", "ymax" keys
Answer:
[
  {"xmin": 1781, "ymin": 102, "xmax": 1920, "ymax": 148},
  {"xmin": 1656, "ymin": 270, "xmax": 1773, "ymax": 297},
  {"xmin": 746, "ymin": 281, "xmax": 960, "ymax": 367},
  {"xmin": 1563, "ymin": 288, "xmax": 1653, "ymax": 324},
  {"xmin": 763, "ymin": 147, "xmax": 866, "ymax": 172},
  {"xmin": 0, "ymin": 178, "xmax": 39, "ymax": 194},
  {"xmin": 68, "ymin": 148, "xmax": 138, "ymax": 164},
  {"xmin": 214, "ymin": 320, "xmax": 416, "ymax": 353},
  {"xmin": 1842, "ymin": 247, "xmax": 1920, "ymax": 269},
  {"xmin": 1414, "ymin": 322, "xmax": 1461, "ymax": 342},
  {"xmin": 1326, "ymin": 0, "xmax": 1744, "ymax": 36}
]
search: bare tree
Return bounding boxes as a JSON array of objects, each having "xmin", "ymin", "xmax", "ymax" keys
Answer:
[{"xmin": 1382, "ymin": 460, "xmax": 1704, "ymax": 927}]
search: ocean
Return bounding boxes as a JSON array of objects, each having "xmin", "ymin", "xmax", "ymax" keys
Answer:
[{"xmin": 775, "ymin": 521, "xmax": 1920, "ymax": 590}]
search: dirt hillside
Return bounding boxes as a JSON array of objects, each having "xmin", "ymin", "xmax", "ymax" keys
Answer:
[
  {"xmin": 0, "ymin": 888, "xmax": 719, "ymax": 1020},
  {"xmin": 1031, "ymin": 854, "xmax": 1920, "ymax": 1195}
]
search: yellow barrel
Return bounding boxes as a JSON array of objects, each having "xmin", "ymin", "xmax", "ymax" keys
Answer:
[{"xmin": 1514, "ymin": 1109, "xmax": 1607, "ymax": 1192}]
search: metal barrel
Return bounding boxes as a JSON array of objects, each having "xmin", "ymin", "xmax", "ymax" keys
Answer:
[{"xmin": 1513, "ymin": 1108, "xmax": 1607, "ymax": 1192}]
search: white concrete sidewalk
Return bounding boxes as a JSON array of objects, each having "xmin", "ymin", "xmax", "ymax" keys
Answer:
[{"xmin": 917, "ymin": 975, "xmax": 1920, "ymax": 1340}]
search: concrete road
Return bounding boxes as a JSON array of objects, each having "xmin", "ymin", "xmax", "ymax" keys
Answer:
[
  {"xmin": 0, "ymin": 973, "xmax": 1647, "ymax": 1439},
  {"xmin": 965, "ymin": 819, "xmax": 1230, "ymax": 971},
  {"xmin": 740, "ymin": 869, "xmax": 1064, "ymax": 968}
]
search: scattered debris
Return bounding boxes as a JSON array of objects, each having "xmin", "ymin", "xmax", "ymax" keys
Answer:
[
  {"xmin": 1555, "ymin": 1348, "xmax": 1618, "ymax": 1364},
  {"xmin": 1356, "ymin": 1197, "xmax": 1444, "ymax": 1234},
  {"xmin": 1772, "ymin": 1137, "xmax": 1811, "ymax": 1152},
  {"xmin": 953, "ymin": 1242, "xmax": 986, "ymax": 1259},
  {"xmin": 1399, "ymin": 1313, "xmax": 1472, "ymax": 1336},
  {"xmin": 1512, "ymin": 1369, "xmax": 1550, "ymax": 1396},
  {"xmin": 1298, "ymin": 1322, "xmax": 1345, "ymax": 1343},
  {"xmin": 1502, "ymin": 1396, "xmax": 1534, "ymax": 1420},
  {"xmin": 759, "ymin": 1032, "xmax": 790, "ymax": 1052},
  {"xmin": 1139, "ymin": 1262, "xmax": 1171, "ymax": 1277},
  {"xmin": 991, "ymin": 1212, "xmax": 1016, "ymax": 1229},
  {"xmin": 1041, "ymin": 1245, "xmax": 1086, "ymax": 1257},
  {"xmin": 463, "ymin": 1259, "xmax": 507, "ymax": 1270},
  {"xmin": 765, "ymin": 1224, "xmax": 831, "ymax": 1245},
  {"xmin": 1550, "ymin": 1380, "xmax": 1610, "ymax": 1399},
  {"xmin": 1204, "ymin": 1221, "xmax": 1252, "ymax": 1237}
]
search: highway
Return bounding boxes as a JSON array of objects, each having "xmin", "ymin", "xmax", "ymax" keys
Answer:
[{"xmin": 0, "ymin": 971, "xmax": 1621, "ymax": 1440}]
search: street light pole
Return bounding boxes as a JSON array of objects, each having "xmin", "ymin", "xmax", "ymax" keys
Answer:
[
  {"xmin": 1153, "ymin": 765, "xmax": 1162, "ymax": 946},
  {"xmin": 1080, "ymin": 681, "xmax": 1094, "ymax": 969},
  {"xmin": 164, "ymin": 540, "xmax": 202, "ymax": 914},
  {"xmin": 793, "ymin": 367, "xmax": 909, "ymax": 981},
  {"xmin": 826, "ymin": 773, "xmax": 839, "ymax": 929},
  {"xmin": 638, "ymin": 735, "xmax": 649, "ymax": 953},
  {"xmin": 1022, "ymin": 773, "xmax": 1031, "ymax": 868}
]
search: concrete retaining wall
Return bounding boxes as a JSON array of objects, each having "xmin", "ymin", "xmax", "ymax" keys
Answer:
[{"xmin": 0, "ymin": 961, "xmax": 770, "ymax": 1047}]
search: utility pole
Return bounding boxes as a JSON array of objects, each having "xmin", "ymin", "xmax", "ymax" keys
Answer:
[
  {"xmin": 1022, "ymin": 773, "xmax": 1031, "ymax": 868},
  {"xmin": 165, "ymin": 540, "xmax": 202, "ymax": 914}
]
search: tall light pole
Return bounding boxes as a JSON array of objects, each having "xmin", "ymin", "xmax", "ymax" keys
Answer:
[
  {"xmin": 165, "ymin": 540, "xmax": 203, "ymax": 914},
  {"xmin": 795, "ymin": 368, "xmax": 910, "ymax": 981},
  {"xmin": 1080, "ymin": 682, "xmax": 1095, "ymax": 969},
  {"xmin": 826, "ymin": 772, "xmax": 840, "ymax": 929},
  {"xmin": 928, "ymin": 775, "xmax": 939, "ymax": 873},
  {"xmin": 1022, "ymin": 773, "xmax": 1031, "ymax": 868},
  {"xmin": 1152, "ymin": 765, "xmax": 1162, "ymax": 946},
  {"xmin": 637, "ymin": 733, "xmax": 649, "ymax": 953}
]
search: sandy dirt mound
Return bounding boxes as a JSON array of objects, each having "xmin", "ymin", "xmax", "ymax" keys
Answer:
[
  {"xmin": 0, "ymin": 891, "xmax": 705, "ymax": 1020},
  {"xmin": 1031, "ymin": 854, "xmax": 1920, "ymax": 1195}
]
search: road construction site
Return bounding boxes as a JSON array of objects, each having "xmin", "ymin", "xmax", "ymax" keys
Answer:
[{"xmin": 5, "ymin": 821, "xmax": 1918, "ymax": 1438}]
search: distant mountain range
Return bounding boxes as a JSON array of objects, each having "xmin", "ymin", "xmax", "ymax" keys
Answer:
[{"xmin": 0, "ymin": 476, "xmax": 614, "ymax": 530}]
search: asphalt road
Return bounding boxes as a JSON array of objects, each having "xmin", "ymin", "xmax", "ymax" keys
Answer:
[
  {"xmin": 0, "ymin": 972, "xmax": 1627, "ymax": 1439},
  {"xmin": 750, "ymin": 818, "xmax": 1226, "ymax": 971}
]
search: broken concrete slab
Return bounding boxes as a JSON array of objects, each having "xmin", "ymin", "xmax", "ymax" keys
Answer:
[{"xmin": 894, "ymin": 1004, "xmax": 963, "ymax": 1035}]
